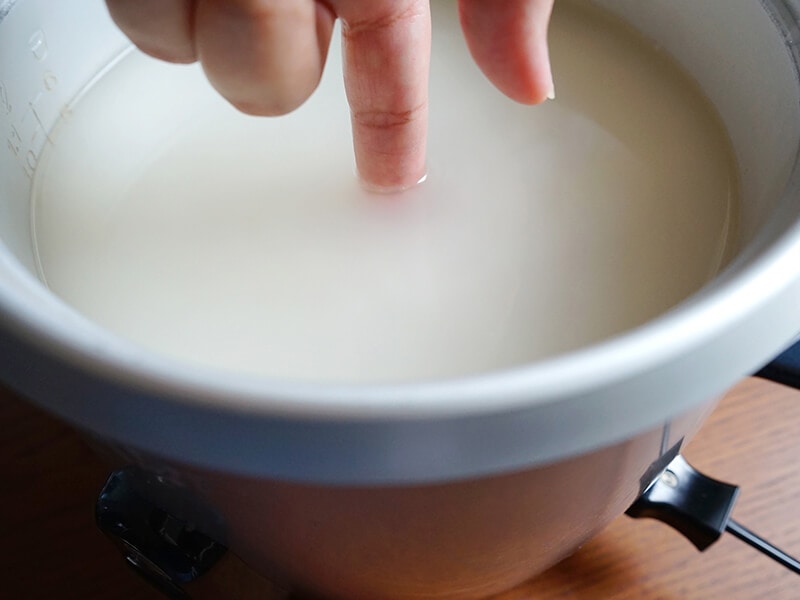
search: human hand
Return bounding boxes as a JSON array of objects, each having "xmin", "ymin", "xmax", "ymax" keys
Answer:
[{"xmin": 105, "ymin": 0, "xmax": 555, "ymax": 192}]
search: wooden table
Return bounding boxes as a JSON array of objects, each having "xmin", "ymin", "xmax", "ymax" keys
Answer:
[{"xmin": 1, "ymin": 378, "xmax": 798, "ymax": 599}]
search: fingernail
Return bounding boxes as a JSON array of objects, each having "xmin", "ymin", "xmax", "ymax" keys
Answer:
[{"xmin": 546, "ymin": 78, "xmax": 556, "ymax": 101}]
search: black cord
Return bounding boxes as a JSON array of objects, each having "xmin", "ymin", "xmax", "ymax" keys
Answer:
[{"xmin": 725, "ymin": 518, "xmax": 800, "ymax": 575}]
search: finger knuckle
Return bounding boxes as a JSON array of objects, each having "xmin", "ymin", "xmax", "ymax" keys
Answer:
[
  {"xmin": 352, "ymin": 101, "xmax": 427, "ymax": 131},
  {"xmin": 344, "ymin": 1, "xmax": 426, "ymax": 38}
]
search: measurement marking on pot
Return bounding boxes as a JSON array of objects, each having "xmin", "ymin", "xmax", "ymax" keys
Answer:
[
  {"xmin": 42, "ymin": 71, "xmax": 58, "ymax": 92},
  {"xmin": 3, "ymin": 71, "xmax": 59, "ymax": 177},
  {"xmin": 28, "ymin": 92, "xmax": 54, "ymax": 143},
  {"xmin": 0, "ymin": 81, "xmax": 10, "ymax": 115},
  {"xmin": 12, "ymin": 106, "xmax": 44, "ymax": 178},
  {"xmin": 0, "ymin": 27, "xmax": 59, "ymax": 175},
  {"xmin": 28, "ymin": 29, "xmax": 48, "ymax": 62},
  {"xmin": 6, "ymin": 124, "xmax": 21, "ymax": 158}
]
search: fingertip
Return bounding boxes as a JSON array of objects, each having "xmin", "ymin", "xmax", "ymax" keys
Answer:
[
  {"xmin": 134, "ymin": 43, "xmax": 197, "ymax": 65},
  {"xmin": 459, "ymin": 0, "xmax": 555, "ymax": 105},
  {"xmin": 225, "ymin": 97, "xmax": 303, "ymax": 117},
  {"xmin": 358, "ymin": 163, "xmax": 428, "ymax": 195},
  {"xmin": 498, "ymin": 60, "xmax": 554, "ymax": 106},
  {"xmin": 195, "ymin": 0, "xmax": 334, "ymax": 117}
]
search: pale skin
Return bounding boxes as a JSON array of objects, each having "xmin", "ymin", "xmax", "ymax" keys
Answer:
[{"xmin": 105, "ymin": 0, "xmax": 555, "ymax": 192}]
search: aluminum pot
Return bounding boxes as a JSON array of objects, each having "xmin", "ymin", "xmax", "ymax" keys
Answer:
[{"xmin": 1, "ymin": 0, "xmax": 800, "ymax": 598}]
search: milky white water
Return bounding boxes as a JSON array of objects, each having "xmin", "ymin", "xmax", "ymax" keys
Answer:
[{"xmin": 32, "ymin": 2, "xmax": 738, "ymax": 383}]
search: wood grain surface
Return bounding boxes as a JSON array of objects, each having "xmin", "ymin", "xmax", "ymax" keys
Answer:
[{"xmin": 1, "ymin": 377, "xmax": 798, "ymax": 599}]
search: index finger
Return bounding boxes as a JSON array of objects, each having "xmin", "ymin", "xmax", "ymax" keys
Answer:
[{"xmin": 338, "ymin": 0, "xmax": 430, "ymax": 192}]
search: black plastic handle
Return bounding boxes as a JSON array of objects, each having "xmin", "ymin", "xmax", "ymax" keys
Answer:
[
  {"xmin": 96, "ymin": 468, "xmax": 227, "ymax": 599},
  {"xmin": 756, "ymin": 337, "xmax": 800, "ymax": 390},
  {"xmin": 625, "ymin": 335, "xmax": 800, "ymax": 577}
]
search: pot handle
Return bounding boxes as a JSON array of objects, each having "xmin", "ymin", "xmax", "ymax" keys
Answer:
[
  {"xmin": 755, "ymin": 337, "xmax": 800, "ymax": 389},
  {"xmin": 626, "ymin": 336, "xmax": 800, "ymax": 576}
]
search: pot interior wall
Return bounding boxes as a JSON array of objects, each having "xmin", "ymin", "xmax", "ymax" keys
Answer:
[{"xmin": 596, "ymin": 0, "xmax": 800, "ymax": 246}]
